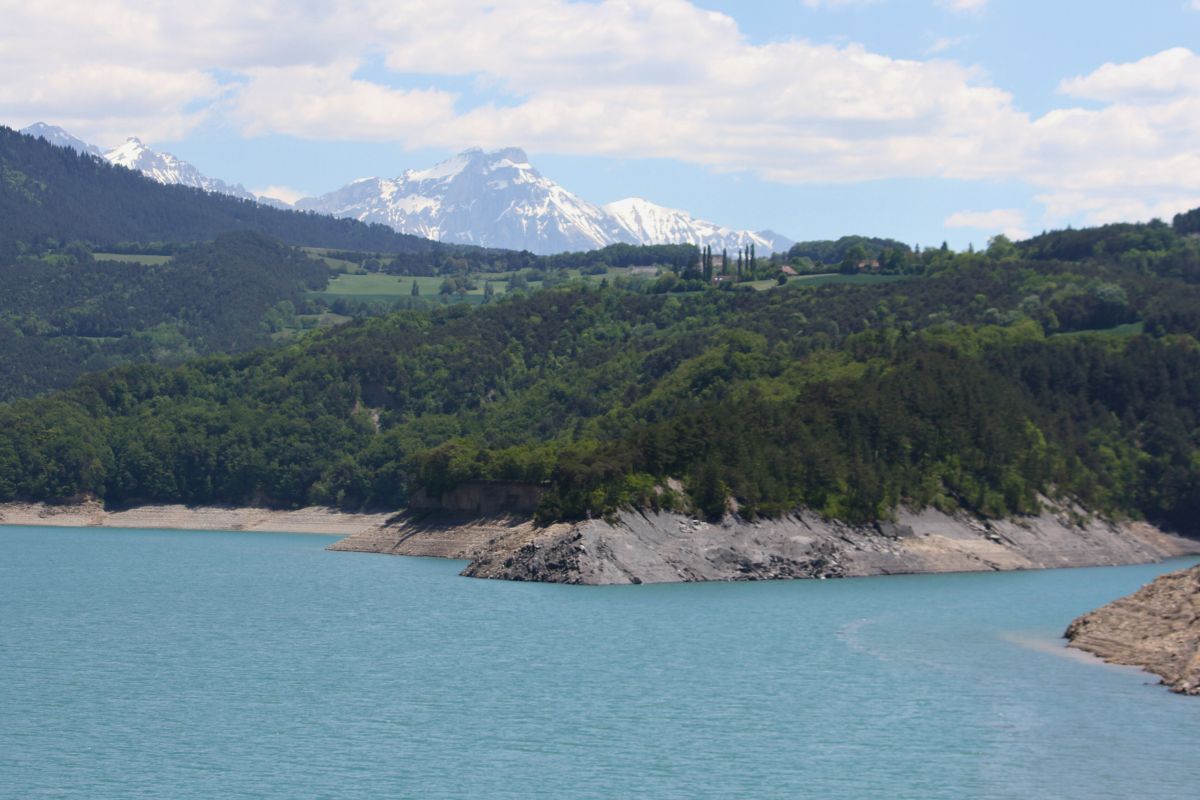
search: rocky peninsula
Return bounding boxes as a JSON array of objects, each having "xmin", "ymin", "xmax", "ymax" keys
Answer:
[
  {"xmin": 1066, "ymin": 564, "xmax": 1200, "ymax": 695},
  {"xmin": 330, "ymin": 505, "xmax": 1199, "ymax": 584}
]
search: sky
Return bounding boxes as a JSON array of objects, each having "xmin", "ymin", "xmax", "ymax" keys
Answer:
[{"xmin": 2, "ymin": 0, "xmax": 1199, "ymax": 248}]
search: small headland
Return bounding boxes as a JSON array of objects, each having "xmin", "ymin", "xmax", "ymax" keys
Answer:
[
  {"xmin": 331, "ymin": 504, "xmax": 1199, "ymax": 586},
  {"xmin": 1066, "ymin": 564, "xmax": 1200, "ymax": 695}
]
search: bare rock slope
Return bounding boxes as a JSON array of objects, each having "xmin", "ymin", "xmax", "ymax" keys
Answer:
[
  {"xmin": 1066, "ymin": 564, "xmax": 1200, "ymax": 695},
  {"xmin": 330, "ymin": 506, "xmax": 1198, "ymax": 585}
]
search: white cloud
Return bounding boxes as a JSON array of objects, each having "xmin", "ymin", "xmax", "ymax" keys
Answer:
[
  {"xmin": 251, "ymin": 185, "xmax": 306, "ymax": 205},
  {"xmin": 2, "ymin": 1, "xmax": 1198, "ymax": 228},
  {"xmin": 228, "ymin": 61, "xmax": 459, "ymax": 141},
  {"xmin": 1059, "ymin": 48, "xmax": 1200, "ymax": 102},
  {"xmin": 945, "ymin": 209, "xmax": 1030, "ymax": 240}
]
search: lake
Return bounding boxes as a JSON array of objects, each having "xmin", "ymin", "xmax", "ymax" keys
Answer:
[{"xmin": 2, "ymin": 525, "xmax": 1197, "ymax": 799}]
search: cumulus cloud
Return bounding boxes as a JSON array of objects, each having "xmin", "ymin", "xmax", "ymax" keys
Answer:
[
  {"xmin": 1059, "ymin": 47, "xmax": 1200, "ymax": 102},
  {"xmin": 1, "ymin": 0, "xmax": 1198, "ymax": 227},
  {"xmin": 228, "ymin": 61, "xmax": 459, "ymax": 140}
]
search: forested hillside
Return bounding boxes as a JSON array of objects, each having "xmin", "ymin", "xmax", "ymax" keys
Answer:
[
  {"xmin": 2, "ymin": 126, "xmax": 706, "ymax": 277},
  {"xmin": 0, "ymin": 126, "xmax": 514, "ymax": 266},
  {"xmin": 0, "ymin": 232, "xmax": 328, "ymax": 399},
  {"xmin": 0, "ymin": 127, "xmax": 718, "ymax": 398},
  {"xmin": 1, "ymin": 214, "xmax": 1198, "ymax": 534}
]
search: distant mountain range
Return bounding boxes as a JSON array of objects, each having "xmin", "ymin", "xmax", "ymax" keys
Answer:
[
  {"xmin": 296, "ymin": 147, "xmax": 793, "ymax": 255},
  {"xmin": 20, "ymin": 124, "xmax": 793, "ymax": 255},
  {"xmin": 21, "ymin": 123, "xmax": 255, "ymax": 201}
]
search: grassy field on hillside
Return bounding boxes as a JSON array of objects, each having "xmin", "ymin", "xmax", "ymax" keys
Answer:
[{"xmin": 307, "ymin": 263, "xmax": 906, "ymax": 305}]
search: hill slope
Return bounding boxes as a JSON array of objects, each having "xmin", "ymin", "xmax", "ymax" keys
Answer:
[
  {"xmin": 0, "ymin": 126, "xmax": 474, "ymax": 256},
  {"xmin": 1, "ymin": 223, "xmax": 1197, "ymax": 539},
  {"xmin": 0, "ymin": 231, "xmax": 329, "ymax": 400}
]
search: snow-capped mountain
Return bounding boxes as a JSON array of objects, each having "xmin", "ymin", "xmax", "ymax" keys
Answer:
[
  {"xmin": 20, "ymin": 122, "xmax": 103, "ymax": 157},
  {"xmin": 298, "ymin": 148, "xmax": 793, "ymax": 255},
  {"xmin": 298, "ymin": 147, "xmax": 628, "ymax": 254},
  {"xmin": 102, "ymin": 137, "xmax": 255, "ymax": 200},
  {"xmin": 19, "ymin": 123, "xmax": 255, "ymax": 201},
  {"xmin": 603, "ymin": 197, "xmax": 791, "ymax": 254}
]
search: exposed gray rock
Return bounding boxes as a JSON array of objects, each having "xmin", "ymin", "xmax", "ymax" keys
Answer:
[
  {"xmin": 331, "ymin": 505, "xmax": 1199, "ymax": 586},
  {"xmin": 1066, "ymin": 564, "xmax": 1200, "ymax": 695}
]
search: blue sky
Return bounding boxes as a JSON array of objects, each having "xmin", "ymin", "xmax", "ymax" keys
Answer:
[{"xmin": 4, "ymin": 0, "xmax": 1200, "ymax": 248}]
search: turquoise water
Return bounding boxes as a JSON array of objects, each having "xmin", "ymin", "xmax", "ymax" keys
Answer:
[{"xmin": 2, "ymin": 525, "xmax": 1198, "ymax": 799}]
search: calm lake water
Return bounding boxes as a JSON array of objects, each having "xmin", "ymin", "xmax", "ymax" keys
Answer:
[{"xmin": 2, "ymin": 525, "xmax": 1198, "ymax": 799}]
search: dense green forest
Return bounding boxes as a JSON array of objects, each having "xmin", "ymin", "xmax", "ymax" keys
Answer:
[
  {"xmin": 1, "ymin": 213, "xmax": 1198, "ymax": 534},
  {"xmin": 0, "ymin": 232, "xmax": 331, "ymax": 399},
  {"xmin": 785, "ymin": 235, "xmax": 912, "ymax": 268}
]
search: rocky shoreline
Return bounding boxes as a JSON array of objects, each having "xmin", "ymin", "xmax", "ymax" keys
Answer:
[
  {"xmin": 331, "ymin": 505, "xmax": 1200, "ymax": 585},
  {"xmin": 1066, "ymin": 564, "xmax": 1200, "ymax": 695},
  {"xmin": 6, "ymin": 500, "xmax": 1197, "ymax": 587}
]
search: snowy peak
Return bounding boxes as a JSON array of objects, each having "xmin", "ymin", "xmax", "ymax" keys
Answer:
[
  {"xmin": 605, "ymin": 197, "xmax": 792, "ymax": 253},
  {"xmin": 605, "ymin": 197, "xmax": 710, "ymax": 243},
  {"xmin": 298, "ymin": 147, "xmax": 625, "ymax": 254},
  {"xmin": 20, "ymin": 122, "xmax": 103, "ymax": 157},
  {"xmin": 299, "ymin": 149, "xmax": 793, "ymax": 255},
  {"xmin": 102, "ymin": 138, "xmax": 255, "ymax": 200},
  {"xmin": 103, "ymin": 137, "xmax": 152, "ymax": 169}
]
